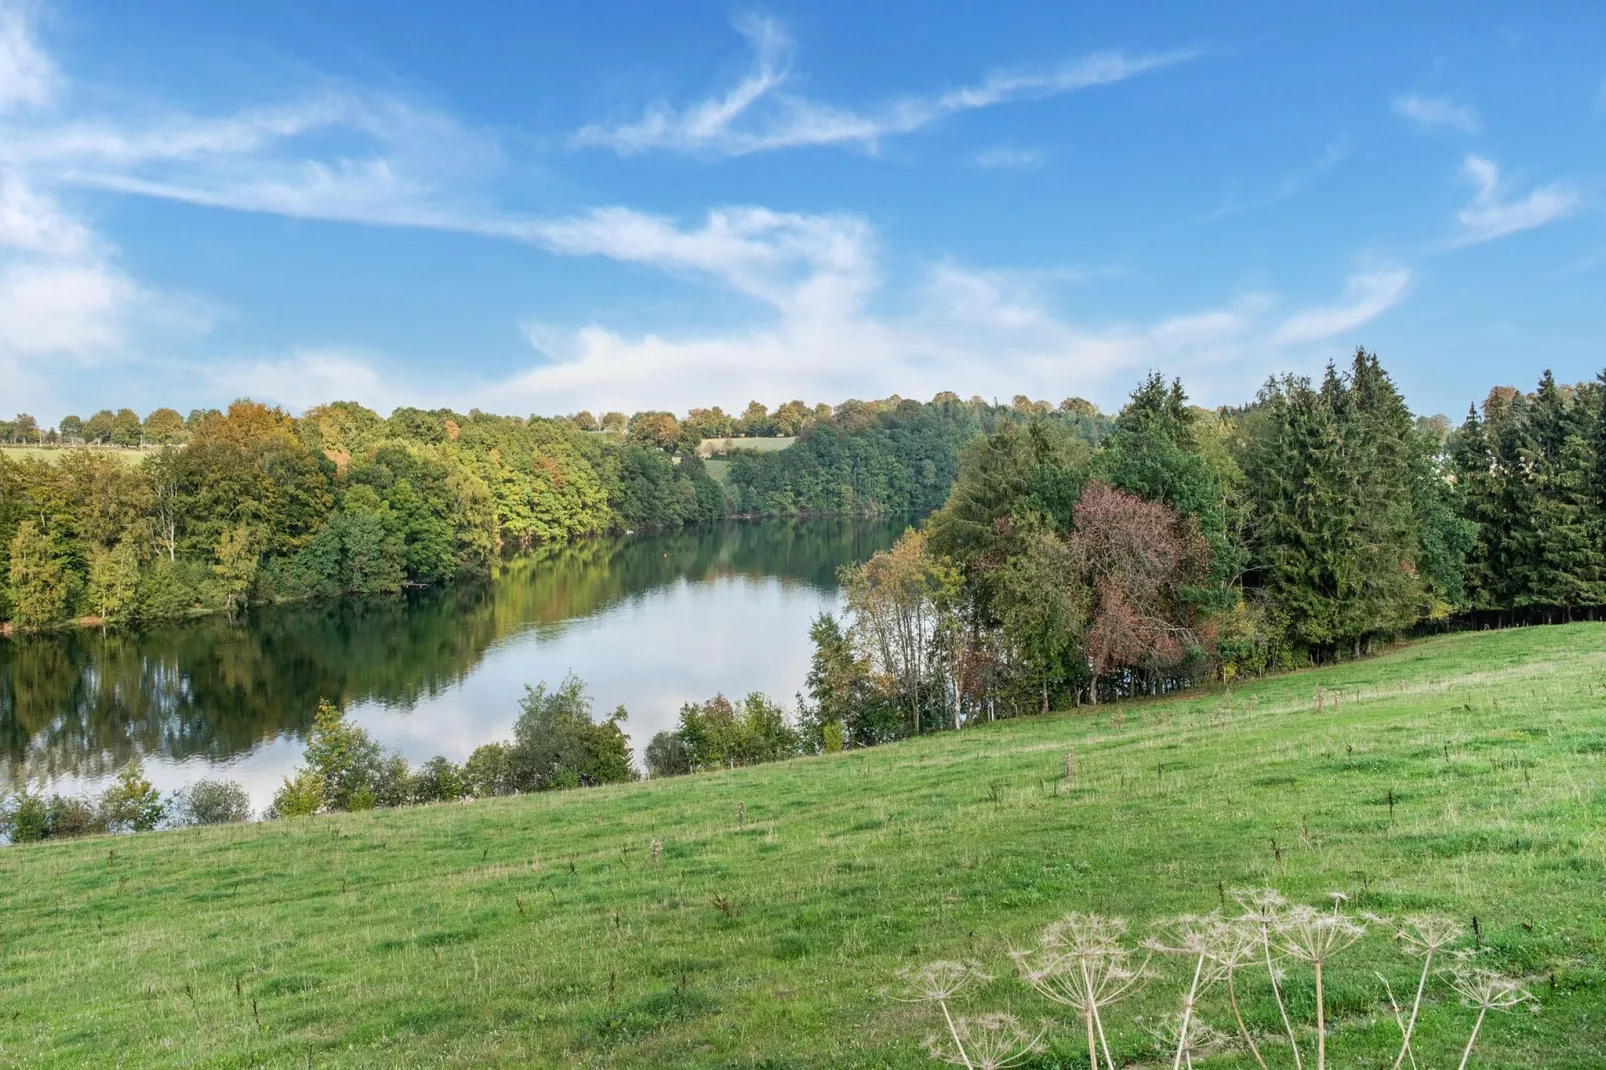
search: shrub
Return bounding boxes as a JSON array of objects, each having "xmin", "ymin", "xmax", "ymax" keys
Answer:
[
  {"xmin": 266, "ymin": 770, "xmax": 324, "ymax": 818},
  {"xmin": 644, "ymin": 731, "xmax": 692, "ymax": 778},
  {"xmin": 464, "ymin": 742, "xmax": 516, "ymax": 797},
  {"xmin": 302, "ymin": 700, "xmax": 384, "ymax": 810},
  {"xmin": 509, "ymin": 675, "xmax": 636, "ymax": 791},
  {"xmin": 1, "ymin": 792, "xmax": 50, "ymax": 842},
  {"xmin": 47, "ymin": 795, "xmax": 101, "ymax": 837},
  {"xmin": 409, "ymin": 756, "xmax": 466, "ymax": 804},
  {"xmin": 171, "ymin": 779, "xmax": 252, "ymax": 825},
  {"xmin": 821, "ymin": 722, "xmax": 845, "ymax": 754},
  {"xmin": 370, "ymin": 753, "xmax": 413, "ymax": 808},
  {"xmin": 667, "ymin": 692, "xmax": 801, "ymax": 772},
  {"xmin": 96, "ymin": 761, "xmax": 165, "ymax": 832},
  {"xmin": 1, "ymin": 791, "xmax": 106, "ymax": 842}
]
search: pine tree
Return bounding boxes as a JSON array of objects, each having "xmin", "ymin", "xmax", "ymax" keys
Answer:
[{"xmin": 1342, "ymin": 349, "xmax": 1426, "ymax": 647}]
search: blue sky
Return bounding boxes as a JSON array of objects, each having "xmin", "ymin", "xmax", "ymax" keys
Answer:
[{"xmin": 1, "ymin": 1, "xmax": 1603, "ymax": 422}]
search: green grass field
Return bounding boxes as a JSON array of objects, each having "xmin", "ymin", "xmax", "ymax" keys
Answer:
[
  {"xmin": 696, "ymin": 436, "xmax": 797, "ymax": 459},
  {"xmin": 3, "ymin": 625, "xmax": 1604, "ymax": 1067},
  {"xmin": 0, "ymin": 445, "xmax": 158, "ymax": 466}
]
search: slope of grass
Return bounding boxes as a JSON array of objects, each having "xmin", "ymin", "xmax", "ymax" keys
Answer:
[
  {"xmin": 0, "ymin": 445, "xmax": 158, "ymax": 466},
  {"xmin": 3, "ymin": 625, "xmax": 1605, "ymax": 1067},
  {"xmin": 696, "ymin": 436, "xmax": 797, "ymax": 458}
]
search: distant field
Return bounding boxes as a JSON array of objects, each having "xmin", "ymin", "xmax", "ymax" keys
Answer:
[
  {"xmin": 696, "ymin": 435, "xmax": 796, "ymax": 458},
  {"xmin": 3, "ymin": 624, "xmax": 1604, "ymax": 1067},
  {"xmin": 0, "ymin": 445, "xmax": 161, "ymax": 466},
  {"xmin": 702, "ymin": 457, "xmax": 731, "ymax": 484}
]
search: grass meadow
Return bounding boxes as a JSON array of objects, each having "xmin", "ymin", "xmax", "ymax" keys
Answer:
[
  {"xmin": 0, "ymin": 446, "xmax": 158, "ymax": 466},
  {"xmin": 695, "ymin": 437, "xmax": 798, "ymax": 459},
  {"xmin": 2, "ymin": 624, "xmax": 1603, "ymax": 1067}
]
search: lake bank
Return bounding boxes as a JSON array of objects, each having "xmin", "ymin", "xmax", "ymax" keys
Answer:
[{"xmin": 0, "ymin": 517, "xmax": 908, "ymax": 809}]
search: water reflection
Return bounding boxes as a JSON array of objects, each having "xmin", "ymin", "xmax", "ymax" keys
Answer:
[{"xmin": 0, "ymin": 517, "xmax": 907, "ymax": 805}]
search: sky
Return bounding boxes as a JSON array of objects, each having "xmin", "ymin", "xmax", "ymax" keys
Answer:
[{"xmin": 1, "ymin": 1, "xmax": 1603, "ymax": 424}]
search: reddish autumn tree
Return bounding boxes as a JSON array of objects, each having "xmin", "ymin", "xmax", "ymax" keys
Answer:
[{"xmin": 1070, "ymin": 480, "xmax": 1211, "ymax": 699}]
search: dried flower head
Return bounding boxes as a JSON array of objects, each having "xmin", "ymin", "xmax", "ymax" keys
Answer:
[
  {"xmin": 924, "ymin": 1013, "xmax": 1048, "ymax": 1070},
  {"xmin": 1273, "ymin": 904, "xmax": 1368, "ymax": 964},
  {"xmin": 895, "ymin": 961, "xmax": 992, "ymax": 1004},
  {"xmin": 1143, "ymin": 1011, "xmax": 1231, "ymax": 1062},
  {"xmin": 1012, "ymin": 913, "xmax": 1151, "ymax": 1013},
  {"xmin": 1231, "ymin": 887, "xmax": 1289, "ymax": 925},
  {"xmin": 1448, "ymin": 968, "xmax": 1535, "ymax": 1012},
  {"xmin": 1395, "ymin": 914, "xmax": 1465, "ymax": 957}
]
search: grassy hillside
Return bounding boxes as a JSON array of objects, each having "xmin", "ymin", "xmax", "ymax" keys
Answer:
[
  {"xmin": 0, "ymin": 445, "xmax": 159, "ymax": 466},
  {"xmin": 3, "ymin": 625, "xmax": 1604, "ymax": 1067},
  {"xmin": 696, "ymin": 436, "xmax": 797, "ymax": 458}
]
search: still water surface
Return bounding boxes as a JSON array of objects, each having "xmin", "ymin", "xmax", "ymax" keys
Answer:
[{"xmin": 0, "ymin": 517, "xmax": 906, "ymax": 810}]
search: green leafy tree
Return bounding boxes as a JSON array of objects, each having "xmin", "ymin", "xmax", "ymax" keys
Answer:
[
  {"xmin": 87, "ymin": 540, "xmax": 141, "ymax": 622},
  {"xmin": 212, "ymin": 525, "xmax": 259, "ymax": 614},
  {"xmin": 463, "ymin": 742, "xmax": 516, "ymax": 797},
  {"xmin": 266, "ymin": 769, "xmax": 324, "ymax": 818},
  {"xmin": 509, "ymin": 675, "xmax": 635, "ymax": 791},
  {"xmin": 143, "ymin": 408, "xmax": 186, "ymax": 445},
  {"xmin": 627, "ymin": 411, "xmax": 681, "ymax": 450},
  {"xmin": 110, "ymin": 408, "xmax": 144, "ymax": 447},
  {"xmin": 83, "ymin": 409, "xmax": 116, "ymax": 444},
  {"xmin": 301, "ymin": 700, "xmax": 385, "ymax": 811},
  {"xmin": 409, "ymin": 756, "xmax": 467, "ymax": 803},
  {"xmin": 7, "ymin": 518, "xmax": 72, "ymax": 630},
  {"xmin": 97, "ymin": 760, "xmax": 165, "ymax": 831}
]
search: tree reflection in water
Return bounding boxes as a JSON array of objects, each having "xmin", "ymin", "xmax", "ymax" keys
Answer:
[{"xmin": 0, "ymin": 517, "xmax": 906, "ymax": 788}]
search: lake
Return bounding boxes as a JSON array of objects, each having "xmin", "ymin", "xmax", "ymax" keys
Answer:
[{"xmin": 0, "ymin": 516, "xmax": 909, "ymax": 810}]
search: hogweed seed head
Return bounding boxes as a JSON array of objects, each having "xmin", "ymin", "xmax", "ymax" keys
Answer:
[
  {"xmin": 1232, "ymin": 887, "xmax": 1289, "ymax": 925},
  {"xmin": 1143, "ymin": 1011, "xmax": 1230, "ymax": 1062},
  {"xmin": 1273, "ymin": 904, "xmax": 1368, "ymax": 965},
  {"xmin": 923, "ymin": 1013, "xmax": 1048, "ymax": 1070},
  {"xmin": 1448, "ymin": 968, "xmax": 1535, "ymax": 1012},
  {"xmin": 1395, "ymin": 914, "xmax": 1465, "ymax": 956},
  {"xmin": 894, "ymin": 961, "xmax": 991, "ymax": 1003}
]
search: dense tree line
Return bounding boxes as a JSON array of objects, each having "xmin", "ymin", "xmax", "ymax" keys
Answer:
[
  {"xmin": 0, "ymin": 400, "xmax": 724, "ymax": 633},
  {"xmin": 722, "ymin": 393, "xmax": 1111, "ymax": 517},
  {"xmin": 1, "ymin": 393, "xmax": 1106, "ymax": 634},
  {"xmin": 788, "ymin": 354, "xmax": 1606, "ymax": 745}
]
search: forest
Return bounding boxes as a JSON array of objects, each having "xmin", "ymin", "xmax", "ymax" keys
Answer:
[
  {"xmin": 0, "ymin": 394, "xmax": 1104, "ymax": 633},
  {"xmin": 3, "ymin": 353, "xmax": 1603, "ymax": 662}
]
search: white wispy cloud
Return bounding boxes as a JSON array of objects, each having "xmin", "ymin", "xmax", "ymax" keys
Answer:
[
  {"xmin": 971, "ymin": 146, "xmax": 1044, "ymax": 170},
  {"xmin": 1271, "ymin": 267, "xmax": 1410, "ymax": 345},
  {"xmin": 1454, "ymin": 155, "xmax": 1578, "ymax": 245},
  {"xmin": 0, "ymin": 4, "xmax": 1404, "ymax": 422},
  {"xmin": 572, "ymin": 16, "xmax": 1195, "ymax": 158},
  {"xmin": 1391, "ymin": 93, "xmax": 1481, "ymax": 134},
  {"xmin": 0, "ymin": 2, "xmax": 56, "ymax": 112},
  {"xmin": 475, "ymin": 206, "xmax": 1405, "ymax": 415}
]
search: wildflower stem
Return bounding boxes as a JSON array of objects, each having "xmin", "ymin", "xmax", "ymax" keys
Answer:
[
  {"xmin": 1172, "ymin": 952, "xmax": 1206, "ymax": 1070},
  {"xmin": 1261, "ymin": 921, "xmax": 1303, "ymax": 1070},
  {"xmin": 1315, "ymin": 959, "xmax": 1327, "ymax": 1070},
  {"xmin": 1457, "ymin": 1006, "xmax": 1488, "ymax": 1070},
  {"xmin": 1093, "ymin": 999, "xmax": 1116, "ymax": 1070},
  {"xmin": 1078, "ymin": 959, "xmax": 1100, "ymax": 1070},
  {"xmin": 1391, "ymin": 950, "xmax": 1434, "ymax": 1070},
  {"xmin": 940, "ymin": 999, "xmax": 975, "ymax": 1070},
  {"xmin": 1227, "ymin": 969, "xmax": 1269, "ymax": 1070}
]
